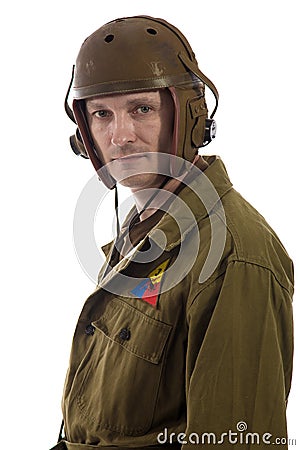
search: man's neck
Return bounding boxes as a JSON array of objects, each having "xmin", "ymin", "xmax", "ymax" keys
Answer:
[
  {"xmin": 131, "ymin": 177, "xmax": 184, "ymax": 221},
  {"xmin": 130, "ymin": 155, "xmax": 209, "ymax": 221}
]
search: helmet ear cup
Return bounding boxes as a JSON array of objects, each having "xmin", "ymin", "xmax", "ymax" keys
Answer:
[
  {"xmin": 189, "ymin": 96, "xmax": 208, "ymax": 151},
  {"xmin": 69, "ymin": 128, "xmax": 89, "ymax": 159}
]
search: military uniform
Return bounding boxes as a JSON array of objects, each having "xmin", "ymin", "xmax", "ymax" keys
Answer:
[{"xmin": 61, "ymin": 157, "xmax": 294, "ymax": 449}]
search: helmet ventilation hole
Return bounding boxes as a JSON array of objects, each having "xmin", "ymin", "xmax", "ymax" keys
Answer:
[
  {"xmin": 146, "ymin": 28, "xmax": 157, "ymax": 35},
  {"xmin": 104, "ymin": 34, "xmax": 114, "ymax": 43}
]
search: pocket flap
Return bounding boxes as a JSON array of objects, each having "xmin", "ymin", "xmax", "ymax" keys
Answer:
[{"xmin": 92, "ymin": 299, "xmax": 172, "ymax": 364}]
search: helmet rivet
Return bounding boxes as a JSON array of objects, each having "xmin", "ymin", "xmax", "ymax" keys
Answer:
[{"xmin": 104, "ymin": 34, "xmax": 114, "ymax": 43}]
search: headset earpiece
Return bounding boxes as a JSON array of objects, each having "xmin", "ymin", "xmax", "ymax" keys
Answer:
[
  {"xmin": 203, "ymin": 119, "xmax": 217, "ymax": 147},
  {"xmin": 69, "ymin": 128, "xmax": 89, "ymax": 159}
]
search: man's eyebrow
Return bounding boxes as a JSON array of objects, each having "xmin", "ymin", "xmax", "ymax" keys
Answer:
[
  {"xmin": 125, "ymin": 97, "xmax": 160, "ymax": 107},
  {"xmin": 86, "ymin": 96, "xmax": 161, "ymax": 110},
  {"xmin": 86, "ymin": 100, "xmax": 107, "ymax": 110}
]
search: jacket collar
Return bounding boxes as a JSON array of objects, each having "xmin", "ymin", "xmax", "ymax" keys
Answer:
[
  {"xmin": 148, "ymin": 156, "xmax": 232, "ymax": 251},
  {"xmin": 98, "ymin": 156, "xmax": 232, "ymax": 287}
]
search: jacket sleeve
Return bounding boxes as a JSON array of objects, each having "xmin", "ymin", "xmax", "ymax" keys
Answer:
[{"xmin": 185, "ymin": 260, "xmax": 293, "ymax": 449}]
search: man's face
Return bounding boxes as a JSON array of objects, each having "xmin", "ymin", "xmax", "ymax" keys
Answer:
[{"xmin": 86, "ymin": 89, "xmax": 174, "ymax": 191}]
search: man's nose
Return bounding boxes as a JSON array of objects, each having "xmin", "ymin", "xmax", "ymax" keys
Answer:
[{"xmin": 111, "ymin": 114, "xmax": 136, "ymax": 147}]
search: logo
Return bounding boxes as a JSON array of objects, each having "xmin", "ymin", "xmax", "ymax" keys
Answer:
[{"xmin": 131, "ymin": 259, "xmax": 170, "ymax": 307}]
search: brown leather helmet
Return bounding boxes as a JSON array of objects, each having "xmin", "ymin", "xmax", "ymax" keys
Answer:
[{"xmin": 65, "ymin": 15, "xmax": 218, "ymax": 189}]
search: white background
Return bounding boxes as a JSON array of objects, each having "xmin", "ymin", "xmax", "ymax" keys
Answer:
[{"xmin": 1, "ymin": 0, "xmax": 299, "ymax": 448}]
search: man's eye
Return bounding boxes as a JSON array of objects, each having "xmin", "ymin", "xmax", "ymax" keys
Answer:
[
  {"xmin": 137, "ymin": 106, "xmax": 152, "ymax": 114},
  {"xmin": 94, "ymin": 110, "xmax": 109, "ymax": 118}
]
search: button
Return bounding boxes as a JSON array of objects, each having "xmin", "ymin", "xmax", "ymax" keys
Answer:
[
  {"xmin": 119, "ymin": 328, "xmax": 131, "ymax": 341},
  {"xmin": 85, "ymin": 324, "xmax": 95, "ymax": 336}
]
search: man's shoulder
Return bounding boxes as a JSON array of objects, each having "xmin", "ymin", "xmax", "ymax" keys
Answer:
[{"xmin": 219, "ymin": 187, "xmax": 293, "ymax": 290}]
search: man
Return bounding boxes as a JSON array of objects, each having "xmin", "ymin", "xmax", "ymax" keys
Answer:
[{"xmin": 54, "ymin": 16, "xmax": 294, "ymax": 449}]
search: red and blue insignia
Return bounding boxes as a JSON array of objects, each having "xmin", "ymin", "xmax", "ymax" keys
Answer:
[{"xmin": 131, "ymin": 259, "xmax": 170, "ymax": 307}]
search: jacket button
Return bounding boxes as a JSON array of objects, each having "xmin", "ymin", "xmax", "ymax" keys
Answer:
[
  {"xmin": 119, "ymin": 328, "xmax": 131, "ymax": 341},
  {"xmin": 85, "ymin": 324, "xmax": 95, "ymax": 336}
]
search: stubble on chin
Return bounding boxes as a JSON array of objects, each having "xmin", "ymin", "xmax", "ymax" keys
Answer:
[{"xmin": 118, "ymin": 173, "xmax": 166, "ymax": 190}]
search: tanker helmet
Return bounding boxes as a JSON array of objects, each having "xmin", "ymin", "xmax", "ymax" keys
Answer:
[{"xmin": 65, "ymin": 15, "xmax": 219, "ymax": 189}]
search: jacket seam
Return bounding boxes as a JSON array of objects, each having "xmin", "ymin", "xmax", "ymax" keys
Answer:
[
  {"xmin": 227, "ymin": 257, "xmax": 293, "ymax": 296},
  {"xmin": 215, "ymin": 203, "xmax": 293, "ymax": 296}
]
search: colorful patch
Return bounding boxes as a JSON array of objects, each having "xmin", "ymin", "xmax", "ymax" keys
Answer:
[{"xmin": 131, "ymin": 259, "xmax": 170, "ymax": 307}]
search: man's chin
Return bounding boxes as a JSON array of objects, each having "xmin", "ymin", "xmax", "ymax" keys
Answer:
[
  {"xmin": 118, "ymin": 174, "xmax": 151, "ymax": 189},
  {"xmin": 117, "ymin": 174, "xmax": 165, "ymax": 191}
]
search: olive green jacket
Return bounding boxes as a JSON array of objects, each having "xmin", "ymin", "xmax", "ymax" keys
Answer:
[{"xmin": 61, "ymin": 157, "xmax": 294, "ymax": 449}]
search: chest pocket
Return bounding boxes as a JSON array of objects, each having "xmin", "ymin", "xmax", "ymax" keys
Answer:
[{"xmin": 75, "ymin": 298, "xmax": 172, "ymax": 436}]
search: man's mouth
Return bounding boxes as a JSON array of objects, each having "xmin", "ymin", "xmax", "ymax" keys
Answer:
[{"xmin": 112, "ymin": 153, "xmax": 146, "ymax": 162}]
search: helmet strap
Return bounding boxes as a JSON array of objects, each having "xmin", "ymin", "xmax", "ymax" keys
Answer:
[
  {"xmin": 114, "ymin": 185, "xmax": 120, "ymax": 237},
  {"xmin": 64, "ymin": 65, "xmax": 76, "ymax": 124},
  {"xmin": 178, "ymin": 51, "xmax": 219, "ymax": 119}
]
